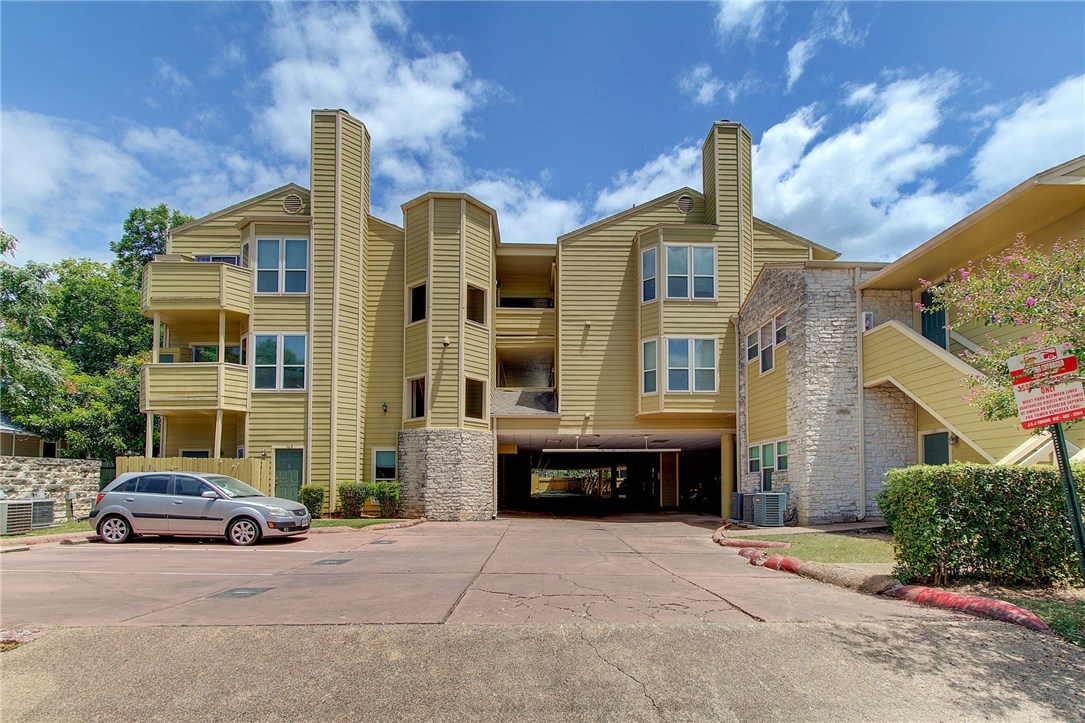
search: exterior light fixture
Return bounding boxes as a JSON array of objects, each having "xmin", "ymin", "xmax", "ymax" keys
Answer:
[
  {"xmin": 382, "ymin": 402, "xmax": 388, "ymax": 414},
  {"xmin": 442, "ymin": 335, "xmax": 451, "ymax": 347}
]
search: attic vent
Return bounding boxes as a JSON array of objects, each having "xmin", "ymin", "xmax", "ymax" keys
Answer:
[
  {"xmin": 282, "ymin": 193, "xmax": 304, "ymax": 214},
  {"xmin": 676, "ymin": 195, "xmax": 695, "ymax": 214}
]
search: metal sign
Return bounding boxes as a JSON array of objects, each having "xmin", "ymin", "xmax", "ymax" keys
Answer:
[{"xmin": 1007, "ymin": 344, "xmax": 1085, "ymax": 429}]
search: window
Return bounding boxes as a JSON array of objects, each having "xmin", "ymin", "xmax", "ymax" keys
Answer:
[
  {"xmin": 136, "ymin": 474, "xmax": 170, "ymax": 494},
  {"xmin": 642, "ymin": 339, "xmax": 657, "ymax": 394},
  {"xmin": 374, "ymin": 450, "xmax": 397, "ymax": 481},
  {"xmin": 174, "ymin": 476, "xmax": 216, "ymax": 497},
  {"xmin": 750, "ymin": 439, "xmax": 787, "ymax": 490},
  {"xmin": 241, "ymin": 242, "xmax": 250, "ymax": 269},
  {"xmin": 862, "ymin": 311, "xmax": 875, "ymax": 332},
  {"xmin": 180, "ymin": 450, "xmax": 210, "ymax": 459},
  {"xmin": 158, "ymin": 352, "xmax": 175, "ymax": 363},
  {"xmin": 408, "ymin": 377, "xmax": 426, "ymax": 419},
  {"xmin": 776, "ymin": 440, "xmax": 788, "ymax": 471},
  {"xmin": 196, "ymin": 255, "xmax": 239, "ymax": 265},
  {"xmin": 192, "ymin": 344, "xmax": 241, "ymax": 364},
  {"xmin": 256, "ymin": 238, "xmax": 308, "ymax": 294},
  {"xmin": 42, "ymin": 442, "xmax": 57, "ymax": 458},
  {"xmin": 409, "ymin": 283, "xmax": 427, "ymax": 324},
  {"xmin": 748, "ymin": 311, "xmax": 788, "ymax": 374},
  {"xmin": 666, "ymin": 338, "xmax": 716, "ymax": 392},
  {"xmin": 774, "ymin": 310, "xmax": 787, "ymax": 344},
  {"xmin": 746, "ymin": 332, "xmax": 758, "ymax": 362},
  {"xmin": 641, "ymin": 247, "xmax": 656, "ymax": 302},
  {"xmin": 665, "ymin": 245, "xmax": 715, "ymax": 299},
  {"xmin": 253, "ymin": 334, "xmax": 307, "ymax": 390},
  {"xmin": 748, "ymin": 446, "xmax": 760, "ymax": 474},
  {"xmin": 465, "ymin": 377, "xmax": 485, "ymax": 420},
  {"xmin": 759, "ymin": 324, "xmax": 775, "ymax": 374},
  {"xmin": 466, "ymin": 285, "xmax": 486, "ymax": 326}
]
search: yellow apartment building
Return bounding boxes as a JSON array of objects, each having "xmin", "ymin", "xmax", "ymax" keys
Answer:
[{"xmin": 139, "ymin": 108, "xmax": 1083, "ymax": 522}]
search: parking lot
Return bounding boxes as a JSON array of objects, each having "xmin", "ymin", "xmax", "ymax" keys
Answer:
[{"xmin": 1, "ymin": 514, "xmax": 952, "ymax": 627}]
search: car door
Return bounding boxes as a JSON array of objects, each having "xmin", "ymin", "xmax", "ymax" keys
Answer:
[
  {"xmin": 168, "ymin": 475, "xmax": 226, "ymax": 535},
  {"xmin": 125, "ymin": 474, "xmax": 172, "ymax": 534}
]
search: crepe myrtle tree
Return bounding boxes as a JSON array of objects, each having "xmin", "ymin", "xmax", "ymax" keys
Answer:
[{"xmin": 920, "ymin": 234, "xmax": 1084, "ymax": 422}]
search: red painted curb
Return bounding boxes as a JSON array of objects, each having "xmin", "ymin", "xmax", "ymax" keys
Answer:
[
  {"xmin": 717, "ymin": 538, "xmax": 791, "ymax": 549},
  {"xmin": 883, "ymin": 585, "xmax": 1052, "ymax": 633}
]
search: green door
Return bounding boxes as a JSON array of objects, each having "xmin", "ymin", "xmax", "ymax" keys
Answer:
[
  {"xmin": 274, "ymin": 449, "xmax": 303, "ymax": 501},
  {"xmin": 923, "ymin": 432, "xmax": 951, "ymax": 466},
  {"xmin": 920, "ymin": 290, "xmax": 946, "ymax": 348}
]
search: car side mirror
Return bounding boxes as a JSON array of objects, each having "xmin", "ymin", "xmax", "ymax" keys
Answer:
[{"xmin": 201, "ymin": 490, "xmax": 220, "ymax": 499}]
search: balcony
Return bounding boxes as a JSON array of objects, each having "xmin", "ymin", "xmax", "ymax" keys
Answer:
[
  {"xmin": 142, "ymin": 259, "xmax": 252, "ymax": 322},
  {"xmin": 141, "ymin": 363, "xmax": 250, "ymax": 414},
  {"xmin": 495, "ymin": 307, "xmax": 555, "ymax": 339}
]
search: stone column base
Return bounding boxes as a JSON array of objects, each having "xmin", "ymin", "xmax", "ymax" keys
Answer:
[{"xmin": 398, "ymin": 429, "xmax": 495, "ymax": 521}]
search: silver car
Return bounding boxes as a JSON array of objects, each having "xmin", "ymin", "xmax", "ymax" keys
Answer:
[{"xmin": 90, "ymin": 472, "xmax": 311, "ymax": 546}]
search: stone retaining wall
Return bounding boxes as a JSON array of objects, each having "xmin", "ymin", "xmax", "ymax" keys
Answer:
[
  {"xmin": 0, "ymin": 457, "xmax": 102, "ymax": 520},
  {"xmin": 398, "ymin": 429, "xmax": 494, "ymax": 521}
]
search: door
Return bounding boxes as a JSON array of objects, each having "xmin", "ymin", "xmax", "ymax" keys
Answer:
[
  {"xmin": 125, "ymin": 474, "xmax": 173, "ymax": 533},
  {"xmin": 168, "ymin": 475, "xmax": 224, "ymax": 535},
  {"xmin": 920, "ymin": 290, "xmax": 946, "ymax": 348},
  {"xmin": 275, "ymin": 449, "xmax": 303, "ymax": 501},
  {"xmin": 922, "ymin": 432, "xmax": 951, "ymax": 465}
]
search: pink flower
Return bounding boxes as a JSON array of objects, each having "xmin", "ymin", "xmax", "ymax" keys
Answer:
[
  {"xmin": 914, "ymin": 302, "xmax": 923, "ymax": 308},
  {"xmin": 1025, "ymin": 296, "xmax": 1036, "ymax": 307}
]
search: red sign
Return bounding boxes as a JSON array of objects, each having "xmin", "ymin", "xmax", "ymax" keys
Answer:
[{"xmin": 1007, "ymin": 345, "xmax": 1085, "ymax": 429}]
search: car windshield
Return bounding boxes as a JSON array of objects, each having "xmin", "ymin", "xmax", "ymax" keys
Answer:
[{"xmin": 204, "ymin": 475, "xmax": 266, "ymax": 499}]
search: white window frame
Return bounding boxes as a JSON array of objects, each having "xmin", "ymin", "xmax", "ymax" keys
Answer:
[
  {"xmin": 641, "ymin": 338, "xmax": 657, "ymax": 395},
  {"xmin": 373, "ymin": 449, "xmax": 397, "ymax": 482},
  {"xmin": 407, "ymin": 281, "xmax": 427, "ymax": 326},
  {"xmin": 665, "ymin": 336, "xmax": 718, "ymax": 393},
  {"xmin": 749, "ymin": 438, "xmax": 788, "ymax": 488},
  {"xmin": 664, "ymin": 244, "xmax": 716, "ymax": 300},
  {"xmin": 252, "ymin": 333, "xmax": 307, "ymax": 391},
  {"xmin": 755, "ymin": 309, "xmax": 788, "ymax": 376},
  {"xmin": 195, "ymin": 254, "xmax": 240, "ymax": 265},
  {"xmin": 255, "ymin": 237, "xmax": 309, "ymax": 295},
  {"xmin": 466, "ymin": 284, "xmax": 487, "ymax": 328},
  {"xmin": 641, "ymin": 246, "xmax": 657, "ymax": 303},
  {"xmin": 240, "ymin": 241, "xmax": 250, "ymax": 269},
  {"xmin": 464, "ymin": 375, "xmax": 487, "ymax": 421},
  {"xmin": 406, "ymin": 375, "xmax": 427, "ymax": 420}
]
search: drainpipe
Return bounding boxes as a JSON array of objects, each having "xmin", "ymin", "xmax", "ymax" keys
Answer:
[{"xmin": 854, "ymin": 267, "xmax": 866, "ymax": 520}]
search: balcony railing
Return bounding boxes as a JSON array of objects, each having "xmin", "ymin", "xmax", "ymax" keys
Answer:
[
  {"xmin": 142, "ymin": 260, "xmax": 252, "ymax": 318},
  {"xmin": 495, "ymin": 307, "xmax": 555, "ymax": 338},
  {"xmin": 141, "ymin": 363, "xmax": 250, "ymax": 414}
]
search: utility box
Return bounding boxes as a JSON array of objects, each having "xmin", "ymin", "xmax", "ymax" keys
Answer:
[
  {"xmin": 751, "ymin": 493, "xmax": 787, "ymax": 527},
  {"xmin": 729, "ymin": 493, "xmax": 744, "ymax": 521}
]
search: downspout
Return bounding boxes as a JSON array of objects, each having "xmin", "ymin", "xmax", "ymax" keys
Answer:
[{"xmin": 854, "ymin": 267, "xmax": 866, "ymax": 520}]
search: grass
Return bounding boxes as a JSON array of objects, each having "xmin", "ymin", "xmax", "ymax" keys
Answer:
[
  {"xmin": 310, "ymin": 518, "xmax": 404, "ymax": 529},
  {"xmin": 3, "ymin": 519, "xmax": 92, "ymax": 538},
  {"xmin": 948, "ymin": 583, "xmax": 1085, "ymax": 647},
  {"xmin": 745, "ymin": 531, "xmax": 896, "ymax": 564}
]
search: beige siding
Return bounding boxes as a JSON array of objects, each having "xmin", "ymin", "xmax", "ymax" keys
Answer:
[
  {"xmin": 248, "ymin": 395, "xmax": 308, "ymax": 454},
  {"xmin": 252, "ymin": 296, "xmax": 309, "ymax": 332},
  {"xmin": 2, "ymin": 433, "xmax": 41, "ymax": 457},
  {"xmin": 171, "ymin": 188, "xmax": 310, "ymax": 258},
  {"xmin": 464, "ymin": 204, "xmax": 491, "ymax": 287},
  {"xmin": 464, "ymin": 322, "xmax": 489, "ymax": 378},
  {"xmin": 863, "ymin": 321, "xmax": 1024, "ymax": 461},
  {"xmin": 739, "ymin": 131, "xmax": 754, "ymax": 296},
  {"xmin": 164, "ymin": 414, "xmax": 242, "ymax": 458},
  {"xmin": 429, "ymin": 199, "xmax": 463, "ymax": 427},
  {"xmin": 142, "ymin": 364, "xmax": 248, "ymax": 413},
  {"xmin": 142, "ymin": 261, "xmax": 252, "ymax": 317},
  {"xmin": 752, "ymin": 221, "xmax": 813, "ymax": 277},
  {"xmin": 405, "ymin": 323, "xmax": 428, "ymax": 379},
  {"xmin": 640, "ymin": 304, "xmax": 659, "ymax": 339},
  {"xmin": 495, "ymin": 308, "xmax": 555, "ymax": 338},
  {"xmin": 747, "ymin": 347, "xmax": 788, "ymax": 441},
  {"xmin": 500, "ymin": 274, "xmax": 551, "ymax": 299},
  {"xmin": 404, "ymin": 204, "xmax": 429, "ymax": 284},
  {"xmin": 362, "ymin": 218, "xmax": 405, "ymax": 479}
]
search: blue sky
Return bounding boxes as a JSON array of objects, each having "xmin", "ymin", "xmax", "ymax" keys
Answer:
[{"xmin": 2, "ymin": 1, "xmax": 1083, "ymax": 265}]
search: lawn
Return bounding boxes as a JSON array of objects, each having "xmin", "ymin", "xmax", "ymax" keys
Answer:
[
  {"xmin": 4, "ymin": 520, "xmax": 92, "ymax": 538},
  {"xmin": 310, "ymin": 518, "xmax": 404, "ymax": 529},
  {"xmin": 744, "ymin": 531, "xmax": 896, "ymax": 564}
]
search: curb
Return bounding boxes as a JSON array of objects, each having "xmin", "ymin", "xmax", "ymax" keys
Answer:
[
  {"xmin": 712, "ymin": 527, "xmax": 791, "ymax": 549},
  {"xmin": 0, "ymin": 532, "xmax": 98, "ymax": 547},
  {"xmin": 308, "ymin": 518, "xmax": 426, "ymax": 533}
]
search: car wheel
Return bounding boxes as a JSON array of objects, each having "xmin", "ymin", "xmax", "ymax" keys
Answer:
[
  {"xmin": 99, "ymin": 515, "xmax": 131, "ymax": 544},
  {"xmin": 227, "ymin": 517, "xmax": 260, "ymax": 546}
]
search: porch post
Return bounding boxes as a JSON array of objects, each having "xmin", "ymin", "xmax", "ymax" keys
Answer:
[
  {"xmin": 213, "ymin": 409, "xmax": 223, "ymax": 458},
  {"xmin": 145, "ymin": 414, "xmax": 153, "ymax": 459},
  {"xmin": 218, "ymin": 310, "xmax": 225, "ymax": 362},
  {"xmin": 720, "ymin": 433, "xmax": 735, "ymax": 519},
  {"xmin": 152, "ymin": 312, "xmax": 161, "ymax": 361}
]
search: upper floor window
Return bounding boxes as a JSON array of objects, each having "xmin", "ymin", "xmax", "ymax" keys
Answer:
[
  {"xmin": 666, "ymin": 337, "xmax": 716, "ymax": 392},
  {"xmin": 409, "ymin": 283, "xmax": 427, "ymax": 324},
  {"xmin": 642, "ymin": 339, "xmax": 657, "ymax": 394},
  {"xmin": 256, "ymin": 238, "xmax": 308, "ymax": 294},
  {"xmin": 749, "ymin": 310, "xmax": 787, "ymax": 375},
  {"xmin": 253, "ymin": 333, "xmax": 306, "ymax": 390},
  {"xmin": 665, "ymin": 245, "xmax": 715, "ymax": 299},
  {"xmin": 641, "ymin": 247, "xmax": 656, "ymax": 302},
  {"xmin": 408, "ymin": 377, "xmax": 426, "ymax": 419},
  {"xmin": 466, "ymin": 285, "xmax": 486, "ymax": 326},
  {"xmin": 465, "ymin": 377, "xmax": 486, "ymax": 420},
  {"xmin": 196, "ymin": 255, "xmax": 240, "ymax": 265}
]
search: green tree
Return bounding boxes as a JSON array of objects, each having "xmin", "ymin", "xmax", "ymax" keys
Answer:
[
  {"xmin": 923, "ymin": 234, "xmax": 1084, "ymax": 422},
  {"xmin": 110, "ymin": 204, "xmax": 194, "ymax": 287}
]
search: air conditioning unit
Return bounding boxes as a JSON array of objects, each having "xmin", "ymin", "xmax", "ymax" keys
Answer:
[
  {"xmin": 751, "ymin": 493, "xmax": 787, "ymax": 527},
  {"xmin": 730, "ymin": 493, "xmax": 744, "ymax": 521},
  {"xmin": 31, "ymin": 499, "xmax": 55, "ymax": 529},
  {"xmin": 0, "ymin": 501, "xmax": 34, "ymax": 535},
  {"xmin": 742, "ymin": 494, "xmax": 755, "ymax": 524}
]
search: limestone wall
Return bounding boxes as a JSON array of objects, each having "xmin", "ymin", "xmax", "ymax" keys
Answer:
[
  {"xmin": 0, "ymin": 457, "xmax": 102, "ymax": 520},
  {"xmin": 863, "ymin": 384, "xmax": 916, "ymax": 517},
  {"xmin": 398, "ymin": 429, "xmax": 494, "ymax": 521}
]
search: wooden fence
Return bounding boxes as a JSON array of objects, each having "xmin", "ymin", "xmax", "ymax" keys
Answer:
[{"xmin": 115, "ymin": 457, "xmax": 273, "ymax": 495}]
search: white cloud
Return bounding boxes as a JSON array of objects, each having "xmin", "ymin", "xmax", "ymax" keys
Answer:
[
  {"xmin": 465, "ymin": 176, "xmax": 584, "ymax": 246},
  {"xmin": 785, "ymin": 2, "xmax": 865, "ymax": 90},
  {"xmin": 153, "ymin": 59, "xmax": 192, "ymax": 95},
  {"xmin": 714, "ymin": 0, "xmax": 781, "ymax": 44},
  {"xmin": 679, "ymin": 64, "xmax": 760, "ymax": 106},
  {"xmin": 752, "ymin": 71, "xmax": 968, "ymax": 260},
  {"xmin": 970, "ymin": 74, "xmax": 1085, "ymax": 195},
  {"xmin": 594, "ymin": 144, "xmax": 702, "ymax": 217}
]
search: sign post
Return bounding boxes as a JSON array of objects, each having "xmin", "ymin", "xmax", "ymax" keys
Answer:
[{"xmin": 1007, "ymin": 344, "xmax": 1085, "ymax": 579}]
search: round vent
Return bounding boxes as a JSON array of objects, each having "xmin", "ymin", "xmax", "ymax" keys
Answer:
[
  {"xmin": 676, "ymin": 195, "xmax": 695, "ymax": 214},
  {"xmin": 282, "ymin": 193, "xmax": 304, "ymax": 214}
]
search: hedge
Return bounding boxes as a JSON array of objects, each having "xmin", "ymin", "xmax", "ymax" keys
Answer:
[
  {"xmin": 878, "ymin": 463, "xmax": 1084, "ymax": 587},
  {"xmin": 337, "ymin": 481, "xmax": 400, "ymax": 518},
  {"xmin": 298, "ymin": 484, "xmax": 325, "ymax": 519}
]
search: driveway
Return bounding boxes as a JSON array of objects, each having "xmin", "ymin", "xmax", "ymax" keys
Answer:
[{"xmin": 1, "ymin": 513, "xmax": 950, "ymax": 627}]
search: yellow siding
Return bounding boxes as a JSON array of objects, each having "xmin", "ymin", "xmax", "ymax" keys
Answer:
[
  {"xmin": 429, "ymin": 199, "xmax": 462, "ymax": 427},
  {"xmin": 640, "ymin": 304, "xmax": 659, "ymax": 339},
  {"xmin": 863, "ymin": 321, "xmax": 1024, "ymax": 461},
  {"xmin": 248, "ymin": 395, "xmax": 308, "ymax": 455},
  {"xmin": 252, "ymin": 222, "xmax": 309, "ymax": 238},
  {"xmin": 252, "ymin": 296, "xmax": 309, "ymax": 332},
  {"xmin": 405, "ymin": 323, "xmax": 427, "ymax": 379},
  {"xmin": 362, "ymin": 218, "xmax": 405, "ymax": 480},
  {"xmin": 499, "ymin": 274, "xmax": 550, "ymax": 299},
  {"xmin": 464, "ymin": 322, "xmax": 489, "ymax": 378},
  {"xmin": 752, "ymin": 221, "xmax": 813, "ymax": 277},
  {"xmin": 142, "ymin": 364, "xmax": 249, "ymax": 413},
  {"xmin": 916, "ymin": 408, "xmax": 988, "ymax": 464},
  {"xmin": 171, "ymin": 188, "xmax": 310, "ymax": 258},
  {"xmin": 4, "ymin": 433, "xmax": 41, "ymax": 457},
  {"xmin": 404, "ymin": 204, "xmax": 429, "ymax": 284},
  {"xmin": 464, "ymin": 204, "xmax": 491, "ymax": 287},
  {"xmin": 495, "ymin": 308, "xmax": 555, "ymax": 338},
  {"xmin": 740, "ymin": 130, "xmax": 754, "ymax": 296},
  {"xmin": 142, "ymin": 261, "xmax": 252, "ymax": 317},
  {"xmin": 163, "ymin": 414, "xmax": 241, "ymax": 458},
  {"xmin": 702, "ymin": 137, "xmax": 717, "ymax": 226},
  {"xmin": 747, "ymin": 347, "xmax": 788, "ymax": 441},
  {"xmin": 641, "ymin": 393, "xmax": 660, "ymax": 413}
]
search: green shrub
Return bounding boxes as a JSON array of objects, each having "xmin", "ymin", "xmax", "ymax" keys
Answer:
[
  {"xmin": 367, "ymin": 480, "xmax": 400, "ymax": 518},
  {"xmin": 297, "ymin": 484, "xmax": 325, "ymax": 519},
  {"xmin": 878, "ymin": 463, "xmax": 1084, "ymax": 587},
  {"xmin": 337, "ymin": 481, "xmax": 367, "ymax": 518}
]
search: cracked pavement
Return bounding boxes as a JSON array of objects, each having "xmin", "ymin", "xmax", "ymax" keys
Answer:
[{"xmin": 3, "ymin": 514, "xmax": 1084, "ymax": 721}]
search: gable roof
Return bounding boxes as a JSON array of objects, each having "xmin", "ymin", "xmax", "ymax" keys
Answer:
[{"xmin": 170, "ymin": 183, "xmax": 310, "ymax": 237}]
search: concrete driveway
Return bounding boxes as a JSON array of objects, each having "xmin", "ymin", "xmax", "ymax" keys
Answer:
[{"xmin": 2, "ymin": 513, "xmax": 949, "ymax": 627}]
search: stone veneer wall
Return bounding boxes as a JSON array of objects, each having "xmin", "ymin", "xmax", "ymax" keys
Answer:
[
  {"xmin": 0, "ymin": 457, "xmax": 102, "ymax": 520},
  {"xmin": 736, "ymin": 267, "xmax": 803, "ymax": 499},
  {"xmin": 398, "ymin": 429, "xmax": 494, "ymax": 521}
]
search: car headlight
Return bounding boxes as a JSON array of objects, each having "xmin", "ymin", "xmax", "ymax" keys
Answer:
[{"xmin": 263, "ymin": 505, "xmax": 290, "ymax": 517}]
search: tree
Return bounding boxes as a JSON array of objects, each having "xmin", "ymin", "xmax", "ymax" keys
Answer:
[
  {"xmin": 922, "ymin": 234, "xmax": 1084, "ymax": 422},
  {"xmin": 110, "ymin": 204, "xmax": 194, "ymax": 287}
]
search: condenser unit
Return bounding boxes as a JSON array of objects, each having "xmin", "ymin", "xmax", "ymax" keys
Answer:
[
  {"xmin": 31, "ymin": 499, "xmax": 55, "ymax": 529},
  {"xmin": 730, "ymin": 493, "xmax": 744, "ymax": 521},
  {"xmin": 0, "ymin": 500, "xmax": 34, "ymax": 535},
  {"xmin": 751, "ymin": 493, "xmax": 787, "ymax": 527},
  {"xmin": 742, "ymin": 494, "xmax": 755, "ymax": 524}
]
